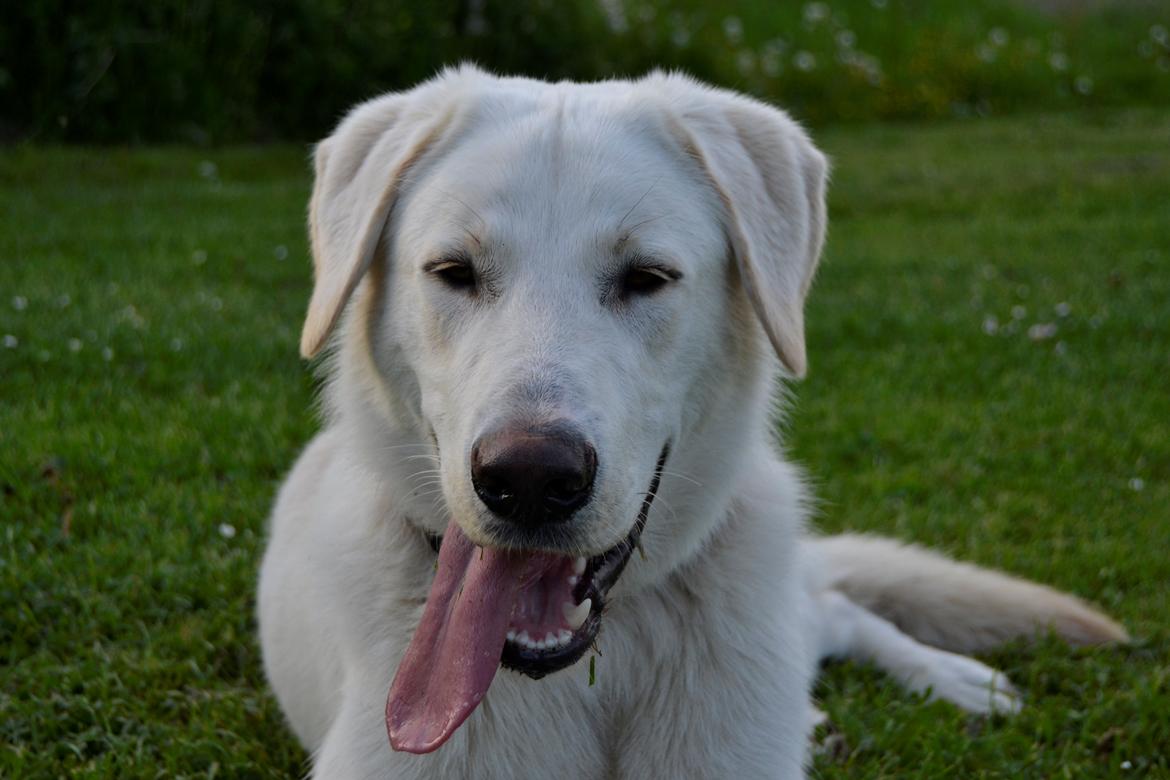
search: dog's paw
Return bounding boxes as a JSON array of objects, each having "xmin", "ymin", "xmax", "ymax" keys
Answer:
[{"xmin": 906, "ymin": 650, "xmax": 1021, "ymax": 716}]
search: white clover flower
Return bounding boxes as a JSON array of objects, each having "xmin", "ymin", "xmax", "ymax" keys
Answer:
[
  {"xmin": 989, "ymin": 28, "xmax": 1009, "ymax": 47},
  {"xmin": 1028, "ymin": 322, "xmax": 1057, "ymax": 341},
  {"xmin": 803, "ymin": 2, "xmax": 828, "ymax": 24},
  {"xmin": 2, "ymin": 334, "xmax": 17, "ymax": 348},
  {"xmin": 794, "ymin": 51, "xmax": 817, "ymax": 71},
  {"xmin": 119, "ymin": 305, "xmax": 146, "ymax": 329},
  {"xmin": 219, "ymin": 523, "xmax": 238, "ymax": 539},
  {"xmin": 12, "ymin": 295, "xmax": 27, "ymax": 311},
  {"xmin": 723, "ymin": 16, "xmax": 743, "ymax": 44},
  {"xmin": 599, "ymin": 0, "xmax": 627, "ymax": 32}
]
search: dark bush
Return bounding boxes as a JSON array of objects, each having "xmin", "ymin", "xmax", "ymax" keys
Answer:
[
  {"xmin": 0, "ymin": 0, "xmax": 671, "ymax": 143},
  {"xmin": 2, "ymin": 0, "xmax": 1167, "ymax": 143}
]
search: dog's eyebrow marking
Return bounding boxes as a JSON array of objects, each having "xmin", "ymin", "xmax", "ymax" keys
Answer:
[
  {"xmin": 616, "ymin": 214, "xmax": 667, "ymax": 247},
  {"xmin": 434, "ymin": 187, "xmax": 488, "ymax": 231},
  {"xmin": 459, "ymin": 225, "xmax": 483, "ymax": 251},
  {"xmin": 424, "ymin": 187, "xmax": 488, "ymax": 252},
  {"xmin": 616, "ymin": 176, "xmax": 663, "ymax": 238}
]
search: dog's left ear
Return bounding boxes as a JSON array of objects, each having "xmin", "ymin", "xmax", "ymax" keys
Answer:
[
  {"xmin": 301, "ymin": 85, "xmax": 459, "ymax": 359},
  {"xmin": 659, "ymin": 80, "xmax": 828, "ymax": 378}
]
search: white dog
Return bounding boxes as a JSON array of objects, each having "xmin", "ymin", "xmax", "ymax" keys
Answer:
[{"xmin": 258, "ymin": 66, "xmax": 1126, "ymax": 779}]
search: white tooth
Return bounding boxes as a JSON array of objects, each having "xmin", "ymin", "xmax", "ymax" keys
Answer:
[
  {"xmin": 516, "ymin": 630, "xmax": 530, "ymax": 646},
  {"xmin": 573, "ymin": 557, "xmax": 587, "ymax": 575},
  {"xmin": 563, "ymin": 598, "xmax": 592, "ymax": 630},
  {"xmin": 535, "ymin": 639, "xmax": 547, "ymax": 650},
  {"xmin": 558, "ymin": 629, "xmax": 572, "ymax": 644},
  {"xmin": 568, "ymin": 575, "xmax": 579, "ymax": 586},
  {"xmin": 545, "ymin": 632, "xmax": 557, "ymax": 646},
  {"xmin": 506, "ymin": 630, "xmax": 516, "ymax": 642}
]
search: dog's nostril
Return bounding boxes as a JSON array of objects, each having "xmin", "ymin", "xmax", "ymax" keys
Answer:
[
  {"xmin": 545, "ymin": 477, "xmax": 585, "ymax": 506},
  {"xmin": 470, "ymin": 425, "xmax": 597, "ymax": 525},
  {"xmin": 474, "ymin": 476, "xmax": 517, "ymax": 512}
]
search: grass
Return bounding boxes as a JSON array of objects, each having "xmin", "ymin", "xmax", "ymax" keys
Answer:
[{"xmin": 1, "ymin": 110, "xmax": 1167, "ymax": 777}]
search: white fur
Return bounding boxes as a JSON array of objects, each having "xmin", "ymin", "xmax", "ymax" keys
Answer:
[{"xmin": 258, "ymin": 66, "xmax": 1125, "ymax": 779}]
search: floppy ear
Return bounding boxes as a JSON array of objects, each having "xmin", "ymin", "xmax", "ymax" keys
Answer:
[
  {"xmin": 300, "ymin": 89, "xmax": 458, "ymax": 358},
  {"xmin": 659, "ymin": 80, "xmax": 828, "ymax": 378}
]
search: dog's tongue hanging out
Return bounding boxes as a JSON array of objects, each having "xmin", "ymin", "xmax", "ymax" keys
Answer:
[{"xmin": 387, "ymin": 519, "xmax": 550, "ymax": 753}]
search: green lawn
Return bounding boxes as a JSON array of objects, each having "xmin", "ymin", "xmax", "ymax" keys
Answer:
[{"xmin": 2, "ymin": 111, "xmax": 1167, "ymax": 777}]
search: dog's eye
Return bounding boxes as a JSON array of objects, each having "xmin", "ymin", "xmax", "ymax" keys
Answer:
[
  {"xmin": 426, "ymin": 258, "xmax": 477, "ymax": 292},
  {"xmin": 620, "ymin": 265, "xmax": 679, "ymax": 298}
]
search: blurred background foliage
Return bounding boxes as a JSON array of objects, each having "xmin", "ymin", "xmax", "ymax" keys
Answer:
[{"xmin": 1, "ymin": 0, "xmax": 1168, "ymax": 143}]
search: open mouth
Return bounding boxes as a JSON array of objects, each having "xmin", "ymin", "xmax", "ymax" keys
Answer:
[
  {"xmin": 501, "ymin": 443, "xmax": 666, "ymax": 678},
  {"xmin": 386, "ymin": 444, "xmax": 668, "ymax": 754}
]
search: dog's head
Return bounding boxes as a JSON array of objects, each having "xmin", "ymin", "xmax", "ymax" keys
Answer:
[{"xmin": 300, "ymin": 66, "xmax": 827, "ymax": 753}]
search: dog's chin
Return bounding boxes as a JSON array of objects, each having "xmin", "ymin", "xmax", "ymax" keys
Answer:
[{"xmin": 424, "ymin": 445, "xmax": 668, "ymax": 680}]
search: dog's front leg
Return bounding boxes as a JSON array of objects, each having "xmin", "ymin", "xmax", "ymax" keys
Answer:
[{"xmin": 312, "ymin": 692, "xmax": 420, "ymax": 780}]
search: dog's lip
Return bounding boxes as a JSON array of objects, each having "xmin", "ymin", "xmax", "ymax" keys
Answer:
[{"xmin": 418, "ymin": 443, "xmax": 669, "ymax": 680}]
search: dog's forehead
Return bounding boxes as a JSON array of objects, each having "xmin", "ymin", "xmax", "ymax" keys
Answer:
[{"xmin": 400, "ymin": 87, "xmax": 722, "ymax": 267}]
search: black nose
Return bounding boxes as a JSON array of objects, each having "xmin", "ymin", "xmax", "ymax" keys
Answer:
[{"xmin": 470, "ymin": 424, "xmax": 597, "ymax": 525}]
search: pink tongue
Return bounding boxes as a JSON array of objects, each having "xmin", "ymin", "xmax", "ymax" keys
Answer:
[{"xmin": 386, "ymin": 520, "xmax": 533, "ymax": 753}]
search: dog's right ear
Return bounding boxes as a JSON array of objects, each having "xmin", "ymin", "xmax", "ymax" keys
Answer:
[
  {"xmin": 653, "ymin": 76, "xmax": 828, "ymax": 379},
  {"xmin": 301, "ymin": 90, "xmax": 458, "ymax": 359}
]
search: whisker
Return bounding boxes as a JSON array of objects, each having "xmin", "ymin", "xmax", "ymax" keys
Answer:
[
  {"xmin": 408, "ymin": 484, "xmax": 445, "ymax": 500},
  {"xmin": 402, "ymin": 454, "xmax": 442, "ymax": 464},
  {"xmin": 660, "ymin": 469, "xmax": 703, "ymax": 487}
]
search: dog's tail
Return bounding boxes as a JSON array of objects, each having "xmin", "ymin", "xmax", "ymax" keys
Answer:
[{"xmin": 808, "ymin": 533, "xmax": 1128, "ymax": 653}]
